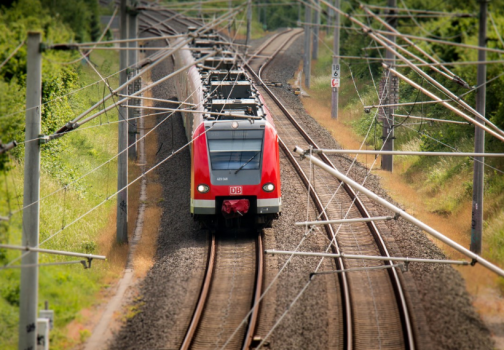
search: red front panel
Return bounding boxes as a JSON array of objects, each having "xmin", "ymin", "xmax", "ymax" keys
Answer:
[{"xmin": 192, "ymin": 122, "xmax": 281, "ymax": 204}]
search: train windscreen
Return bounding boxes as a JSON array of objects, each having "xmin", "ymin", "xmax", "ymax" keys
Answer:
[{"xmin": 207, "ymin": 130, "xmax": 264, "ymax": 171}]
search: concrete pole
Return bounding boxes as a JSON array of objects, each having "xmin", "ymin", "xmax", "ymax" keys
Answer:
[
  {"xmin": 246, "ymin": 0, "xmax": 252, "ymax": 51},
  {"xmin": 331, "ymin": 0, "xmax": 340, "ymax": 119},
  {"xmin": 18, "ymin": 31, "xmax": 42, "ymax": 350},
  {"xmin": 312, "ymin": 0, "xmax": 320, "ymax": 60},
  {"xmin": 298, "ymin": 1, "xmax": 301, "ymax": 24},
  {"xmin": 381, "ymin": 0, "xmax": 396, "ymax": 172},
  {"xmin": 471, "ymin": 0, "xmax": 488, "ymax": 254},
  {"xmin": 117, "ymin": 0, "xmax": 128, "ymax": 244},
  {"xmin": 228, "ymin": 0, "xmax": 232, "ymax": 34},
  {"xmin": 327, "ymin": 3, "xmax": 332, "ymax": 35},
  {"xmin": 128, "ymin": 8, "xmax": 138, "ymax": 160},
  {"xmin": 304, "ymin": 4, "xmax": 311, "ymax": 88}
]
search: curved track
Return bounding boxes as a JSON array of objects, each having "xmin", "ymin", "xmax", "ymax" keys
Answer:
[{"xmin": 245, "ymin": 29, "xmax": 416, "ymax": 350}]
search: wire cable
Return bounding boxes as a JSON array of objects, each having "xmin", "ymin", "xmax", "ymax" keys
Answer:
[
  {"xmin": 42, "ymin": 6, "xmax": 119, "ymax": 66},
  {"xmin": 0, "ymin": 39, "xmax": 26, "ymax": 71}
]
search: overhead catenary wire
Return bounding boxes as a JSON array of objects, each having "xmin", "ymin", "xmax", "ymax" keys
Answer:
[
  {"xmin": 364, "ymin": 4, "xmax": 473, "ymax": 16},
  {"xmin": 0, "ymin": 39, "xmax": 26, "ymax": 71},
  {"xmin": 224, "ymin": 22, "xmax": 402, "ymax": 347},
  {"xmin": 392, "ymin": 114, "xmax": 470, "ymax": 125},
  {"xmin": 353, "ymin": 13, "xmax": 472, "ymax": 19},
  {"xmin": 4, "ymin": 122, "xmax": 217, "ymax": 268},
  {"xmin": 61, "ymin": 51, "xmax": 216, "ymax": 133},
  {"xmin": 387, "ymin": 65, "xmax": 504, "ymax": 142},
  {"xmin": 361, "ymin": 5, "xmax": 465, "ymax": 84},
  {"xmin": 64, "ymin": 33, "xmax": 186, "ymax": 47},
  {"xmin": 364, "ymin": 99, "xmax": 451, "ymax": 110},
  {"xmin": 396, "ymin": 59, "xmax": 504, "ymax": 67},
  {"xmin": 0, "ymin": 260, "xmax": 94, "ymax": 271},
  {"xmin": 5, "ymin": 33, "xmax": 245, "ymax": 229},
  {"xmin": 43, "ymin": 6, "xmax": 119, "ymax": 66},
  {"xmin": 325, "ymin": 1, "xmax": 504, "ymax": 139},
  {"xmin": 401, "ymin": 123, "xmax": 504, "ymax": 176},
  {"xmin": 54, "ymin": 4, "xmax": 243, "ymax": 135},
  {"xmin": 398, "ymin": 0, "xmax": 475, "ymax": 40},
  {"xmin": 253, "ymin": 132, "xmax": 400, "ymax": 348},
  {"xmin": 0, "ymin": 55, "xmax": 139, "ymax": 122},
  {"xmin": 294, "ymin": 146, "xmax": 504, "ymax": 277},
  {"xmin": 372, "ymin": 28, "xmax": 504, "ymax": 55}
]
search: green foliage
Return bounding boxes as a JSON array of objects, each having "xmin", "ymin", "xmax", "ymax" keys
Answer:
[
  {"xmin": 39, "ymin": 0, "xmax": 101, "ymax": 42},
  {"xmin": 0, "ymin": 281, "xmax": 20, "ymax": 307},
  {"xmin": 0, "ymin": 1, "xmax": 121, "ymax": 348}
]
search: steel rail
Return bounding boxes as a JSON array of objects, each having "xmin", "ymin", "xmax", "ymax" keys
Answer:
[
  {"xmin": 242, "ymin": 233, "xmax": 264, "ymax": 350},
  {"xmin": 159, "ymin": 8, "xmax": 203, "ymax": 28},
  {"xmin": 245, "ymin": 29, "xmax": 290, "ymax": 65},
  {"xmin": 244, "ymin": 29, "xmax": 353, "ymax": 349},
  {"xmin": 277, "ymin": 137, "xmax": 353, "ymax": 348},
  {"xmin": 180, "ymin": 232, "xmax": 216, "ymax": 350},
  {"xmin": 140, "ymin": 12, "xmax": 178, "ymax": 35},
  {"xmin": 247, "ymin": 29, "xmax": 415, "ymax": 349},
  {"xmin": 257, "ymin": 29, "xmax": 303, "ymax": 78}
]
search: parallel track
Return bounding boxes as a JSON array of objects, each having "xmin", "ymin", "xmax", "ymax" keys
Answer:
[{"xmin": 246, "ymin": 29, "xmax": 416, "ymax": 350}]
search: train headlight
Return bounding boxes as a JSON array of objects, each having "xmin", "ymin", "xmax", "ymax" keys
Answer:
[
  {"xmin": 232, "ymin": 121, "xmax": 239, "ymax": 129},
  {"xmin": 197, "ymin": 184, "xmax": 210, "ymax": 193},
  {"xmin": 262, "ymin": 183, "xmax": 275, "ymax": 192}
]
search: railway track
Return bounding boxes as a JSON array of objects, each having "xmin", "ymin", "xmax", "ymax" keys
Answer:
[
  {"xmin": 180, "ymin": 231, "xmax": 264, "ymax": 350},
  {"xmin": 139, "ymin": 3, "xmax": 202, "ymax": 35},
  {"xmin": 135, "ymin": 11, "xmax": 266, "ymax": 350},
  {"xmin": 135, "ymin": 8, "xmax": 414, "ymax": 348},
  {"xmin": 245, "ymin": 29, "xmax": 416, "ymax": 349}
]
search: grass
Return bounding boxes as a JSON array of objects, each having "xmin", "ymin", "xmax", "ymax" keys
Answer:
[{"xmin": 0, "ymin": 48, "xmax": 132, "ymax": 349}]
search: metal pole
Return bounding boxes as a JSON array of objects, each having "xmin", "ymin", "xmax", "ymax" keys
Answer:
[
  {"xmin": 471, "ymin": 0, "xmax": 488, "ymax": 254},
  {"xmin": 312, "ymin": 149, "xmax": 504, "ymax": 157},
  {"xmin": 228, "ymin": 0, "xmax": 232, "ymax": 34},
  {"xmin": 117, "ymin": 0, "xmax": 128, "ymax": 244},
  {"xmin": 331, "ymin": 0, "xmax": 339, "ymax": 119},
  {"xmin": 246, "ymin": 0, "xmax": 252, "ymax": 52},
  {"xmin": 312, "ymin": 0, "xmax": 320, "ymax": 59},
  {"xmin": 128, "ymin": 6, "xmax": 138, "ymax": 160},
  {"xmin": 298, "ymin": 1, "xmax": 301, "ymax": 24},
  {"xmin": 293, "ymin": 146, "xmax": 504, "ymax": 277},
  {"xmin": 304, "ymin": 3, "xmax": 311, "ymax": 88},
  {"xmin": 296, "ymin": 216, "xmax": 394, "ymax": 226},
  {"xmin": 265, "ymin": 250, "xmax": 469, "ymax": 265},
  {"xmin": 18, "ymin": 31, "xmax": 42, "ymax": 350},
  {"xmin": 381, "ymin": 0, "xmax": 396, "ymax": 172},
  {"xmin": 327, "ymin": 2, "xmax": 332, "ymax": 35}
]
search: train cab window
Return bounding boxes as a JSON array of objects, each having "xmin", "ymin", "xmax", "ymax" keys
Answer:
[{"xmin": 207, "ymin": 130, "xmax": 264, "ymax": 171}]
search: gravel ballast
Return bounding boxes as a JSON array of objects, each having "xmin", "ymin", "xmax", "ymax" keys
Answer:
[
  {"xmin": 263, "ymin": 35, "xmax": 494, "ymax": 350},
  {"xmin": 110, "ymin": 33, "xmax": 493, "ymax": 350}
]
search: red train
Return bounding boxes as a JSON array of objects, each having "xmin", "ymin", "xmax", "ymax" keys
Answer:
[{"xmin": 173, "ymin": 30, "xmax": 282, "ymax": 229}]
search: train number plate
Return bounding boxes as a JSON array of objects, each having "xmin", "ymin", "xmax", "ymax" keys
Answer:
[{"xmin": 230, "ymin": 186, "xmax": 242, "ymax": 195}]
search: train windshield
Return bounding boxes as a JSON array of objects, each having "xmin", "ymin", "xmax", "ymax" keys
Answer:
[{"xmin": 207, "ymin": 130, "xmax": 264, "ymax": 171}]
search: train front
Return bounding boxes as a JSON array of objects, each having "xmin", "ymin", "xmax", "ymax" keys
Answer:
[{"xmin": 190, "ymin": 70, "xmax": 281, "ymax": 229}]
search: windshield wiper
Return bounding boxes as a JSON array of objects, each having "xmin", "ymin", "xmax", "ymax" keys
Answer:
[{"xmin": 234, "ymin": 151, "xmax": 260, "ymax": 174}]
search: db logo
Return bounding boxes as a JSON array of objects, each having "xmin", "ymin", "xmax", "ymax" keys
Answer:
[{"xmin": 230, "ymin": 186, "xmax": 242, "ymax": 195}]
